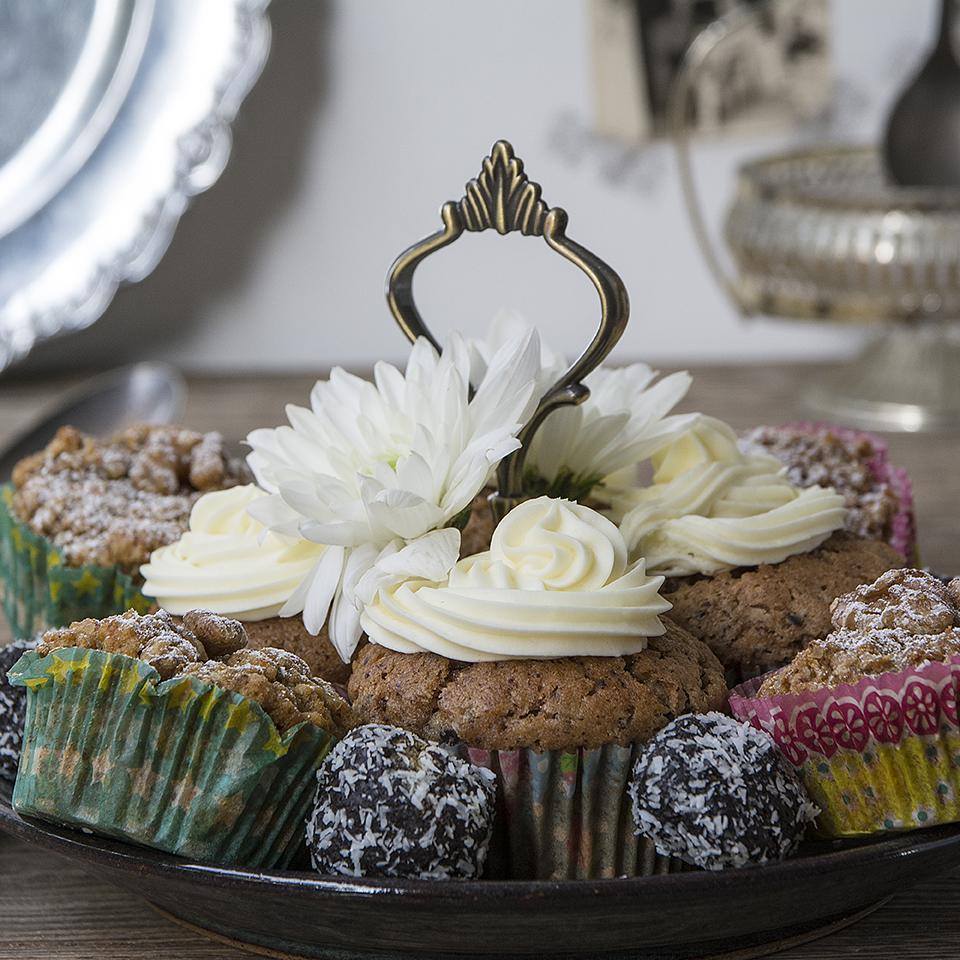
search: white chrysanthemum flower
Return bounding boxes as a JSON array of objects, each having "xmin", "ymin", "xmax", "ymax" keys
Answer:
[
  {"xmin": 245, "ymin": 330, "xmax": 542, "ymax": 661},
  {"xmin": 469, "ymin": 311, "xmax": 695, "ymax": 500}
]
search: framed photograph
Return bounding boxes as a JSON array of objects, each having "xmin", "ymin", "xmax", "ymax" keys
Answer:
[{"xmin": 591, "ymin": 0, "xmax": 832, "ymax": 141}]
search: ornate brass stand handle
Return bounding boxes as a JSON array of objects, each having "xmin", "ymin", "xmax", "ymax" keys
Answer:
[{"xmin": 385, "ymin": 140, "xmax": 630, "ymax": 520}]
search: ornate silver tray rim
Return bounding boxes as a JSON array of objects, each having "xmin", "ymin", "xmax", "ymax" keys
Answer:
[{"xmin": 0, "ymin": 0, "xmax": 272, "ymax": 373}]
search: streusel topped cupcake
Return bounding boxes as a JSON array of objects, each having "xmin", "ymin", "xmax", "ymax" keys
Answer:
[
  {"xmin": 732, "ymin": 570, "xmax": 960, "ymax": 838},
  {"xmin": 741, "ymin": 422, "xmax": 915, "ymax": 560},
  {"xmin": 1, "ymin": 424, "xmax": 248, "ymax": 639}
]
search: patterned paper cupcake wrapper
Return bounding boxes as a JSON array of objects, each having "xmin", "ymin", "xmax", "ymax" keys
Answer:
[
  {"xmin": 8, "ymin": 647, "xmax": 336, "ymax": 868},
  {"xmin": 729, "ymin": 656, "xmax": 960, "ymax": 837},
  {"xmin": 0, "ymin": 486, "xmax": 151, "ymax": 640},
  {"xmin": 463, "ymin": 743, "xmax": 683, "ymax": 880}
]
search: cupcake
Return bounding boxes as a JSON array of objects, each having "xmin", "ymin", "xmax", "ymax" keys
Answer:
[
  {"xmin": 740, "ymin": 422, "xmax": 916, "ymax": 561},
  {"xmin": 348, "ymin": 496, "xmax": 728, "ymax": 879},
  {"xmin": 607, "ymin": 416, "xmax": 902, "ymax": 681},
  {"xmin": 1, "ymin": 425, "xmax": 247, "ymax": 639},
  {"xmin": 730, "ymin": 569, "xmax": 960, "ymax": 837},
  {"xmin": 8, "ymin": 608, "xmax": 353, "ymax": 867},
  {"xmin": 140, "ymin": 485, "xmax": 350, "ymax": 684}
]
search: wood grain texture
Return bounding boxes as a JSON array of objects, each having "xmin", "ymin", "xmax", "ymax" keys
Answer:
[{"xmin": 0, "ymin": 366, "xmax": 957, "ymax": 959}]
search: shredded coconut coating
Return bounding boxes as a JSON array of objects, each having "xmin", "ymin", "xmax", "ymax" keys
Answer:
[
  {"xmin": 11, "ymin": 425, "xmax": 249, "ymax": 572},
  {"xmin": 306, "ymin": 724, "xmax": 497, "ymax": 879},
  {"xmin": 629, "ymin": 712, "xmax": 817, "ymax": 870},
  {"xmin": 740, "ymin": 425, "xmax": 900, "ymax": 545},
  {"xmin": 0, "ymin": 639, "xmax": 38, "ymax": 781},
  {"xmin": 759, "ymin": 570, "xmax": 960, "ymax": 695},
  {"xmin": 36, "ymin": 609, "xmax": 353, "ymax": 734}
]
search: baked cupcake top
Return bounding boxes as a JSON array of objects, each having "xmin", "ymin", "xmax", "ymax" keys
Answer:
[
  {"xmin": 348, "ymin": 619, "xmax": 727, "ymax": 751},
  {"xmin": 12, "ymin": 425, "xmax": 248, "ymax": 572},
  {"xmin": 758, "ymin": 569, "xmax": 960, "ymax": 696},
  {"xmin": 358, "ymin": 497, "xmax": 671, "ymax": 662},
  {"xmin": 37, "ymin": 609, "xmax": 354, "ymax": 735},
  {"xmin": 611, "ymin": 417, "xmax": 846, "ymax": 577},
  {"xmin": 140, "ymin": 484, "xmax": 326, "ymax": 620}
]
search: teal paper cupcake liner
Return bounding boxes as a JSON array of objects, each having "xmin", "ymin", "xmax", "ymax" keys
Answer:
[
  {"xmin": 9, "ymin": 647, "xmax": 336, "ymax": 868},
  {"xmin": 0, "ymin": 485, "xmax": 150, "ymax": 639},
  {"xmin": 465, "ymin": 744, "xmax": 683, "ymax": 880}
]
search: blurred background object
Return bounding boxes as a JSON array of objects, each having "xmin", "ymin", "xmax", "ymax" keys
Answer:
[
  {"xmin": 2, "ymin": 0, "xmax": 955, "ymax": 401},
  {"xmin": 883, "ymin": 0, "xmax": 960, "ymax": 187},
  {"xmin": 0, "ymin": 0, "xmax": 270, "ymax": 373},
  {"xmin": 670, "ymin": 0, "xmax": 960, "ymax": 429},
  {"xmin": 591, "ymin": 0, "xmax": 831, "ymax": 141}
]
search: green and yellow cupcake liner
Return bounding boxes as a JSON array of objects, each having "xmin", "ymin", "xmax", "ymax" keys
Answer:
[
  {"xmin": 8, "ymin": 647, "xmax": 337, "ymax": 868},
  {"xmin": 465, "ymin": 744, "xmax": 683, "ymax": 880},
  {"xmin": 0, "ymin": 485, "xmax": 150, "ymax": 639}
]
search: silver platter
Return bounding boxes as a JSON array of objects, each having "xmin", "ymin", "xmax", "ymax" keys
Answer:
[{"xmin": 0, "ymin": 0, "xmax": 271, "ymax": 372}]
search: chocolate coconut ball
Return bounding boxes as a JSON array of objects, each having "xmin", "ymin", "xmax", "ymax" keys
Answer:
[
  {"xmin": 629, "ymin": 713, "xmax": 817, "ymax": 870},
  {"xmin": 306, "ymin": 724, "xmax": 497, "ymax": 879},
  {"xmin": 0, "ymin": 639, "xmax": 37, "ymax": 781}
]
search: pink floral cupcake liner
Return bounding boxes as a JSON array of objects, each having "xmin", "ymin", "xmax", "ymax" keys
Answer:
[{"xmin": 730, "ymin": 657, "xmax": 960, "ymax": 837}]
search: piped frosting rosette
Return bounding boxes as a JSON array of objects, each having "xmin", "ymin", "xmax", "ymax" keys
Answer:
[
  {"xmin": 611, "ymin": 417, "xmax": 846, "ymax": 576},
  {"xmin": 359, "ymin": 496, "xmax": 671, "ymax": 662},
  {"xmin": 140, "ymin": 485, "xmax": 326, "ymax": 620}
]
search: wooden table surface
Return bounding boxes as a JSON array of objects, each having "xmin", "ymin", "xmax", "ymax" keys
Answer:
[{"xmin": 0, "ymin": 365, "xmax": 958, "ymax": 960}]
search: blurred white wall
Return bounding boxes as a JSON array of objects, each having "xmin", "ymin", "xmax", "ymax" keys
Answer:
[{"xmin": 23, "ymin": 0, "xmax": 940, "ymax": 373}]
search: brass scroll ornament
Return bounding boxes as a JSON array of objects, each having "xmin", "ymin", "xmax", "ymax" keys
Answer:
[{"xmin": 385, "ymin": 140, "xmax": 630, "ymax": 521}]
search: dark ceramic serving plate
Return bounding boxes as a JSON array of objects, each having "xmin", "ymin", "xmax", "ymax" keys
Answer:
[{"xmin": 3, "ymin": 782, "xmax": 960, "ymax": 960}]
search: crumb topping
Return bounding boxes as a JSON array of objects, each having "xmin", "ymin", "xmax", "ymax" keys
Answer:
[
  {"xmin": 759, "ymin": 570, "xmax": 960, "ymax": 695},
  {"xmin": 741, "ymin": 425, "xmax": 899, "ymax": 544},
  {"xmin": 36, "ymin": 609, "xmax": 353, "ymax": 734},
  {"xmin": 11, "ymin": 425, "xmax": 249, "ymax": 572}
]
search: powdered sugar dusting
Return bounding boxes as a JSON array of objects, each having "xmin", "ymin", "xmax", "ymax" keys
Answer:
[
  {"xmin": 12, "ymin": 425, "xmax": 248, "ymax": 572},
  {"xmin": 760, "ymin": 570, "xmax": 960, "ymax": 695}
]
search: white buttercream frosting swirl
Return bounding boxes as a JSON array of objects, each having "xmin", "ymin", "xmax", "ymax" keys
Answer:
[
  {"xmin": 140, "ymin": 485, "xmax": 326, "ymax": 620},
  {"xmin": 614, "ymin": 417, "xmax": 846, "ymax": 576},
  {"xmin": 360, "ymin": 497, "xmax": 670, "ymax": 662}
]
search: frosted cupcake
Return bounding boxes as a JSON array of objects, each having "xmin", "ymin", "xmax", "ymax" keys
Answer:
[
  {"xmin": 348, "ymin": 496, "xmax": 727, "ymax": 880},
  {"xmin": 141, "ymin": 486, "xmax": 350, "ymax": 684},
  {"xmin": 607, "ymin": 417, "xmax": 902, "ymax": 680}
]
